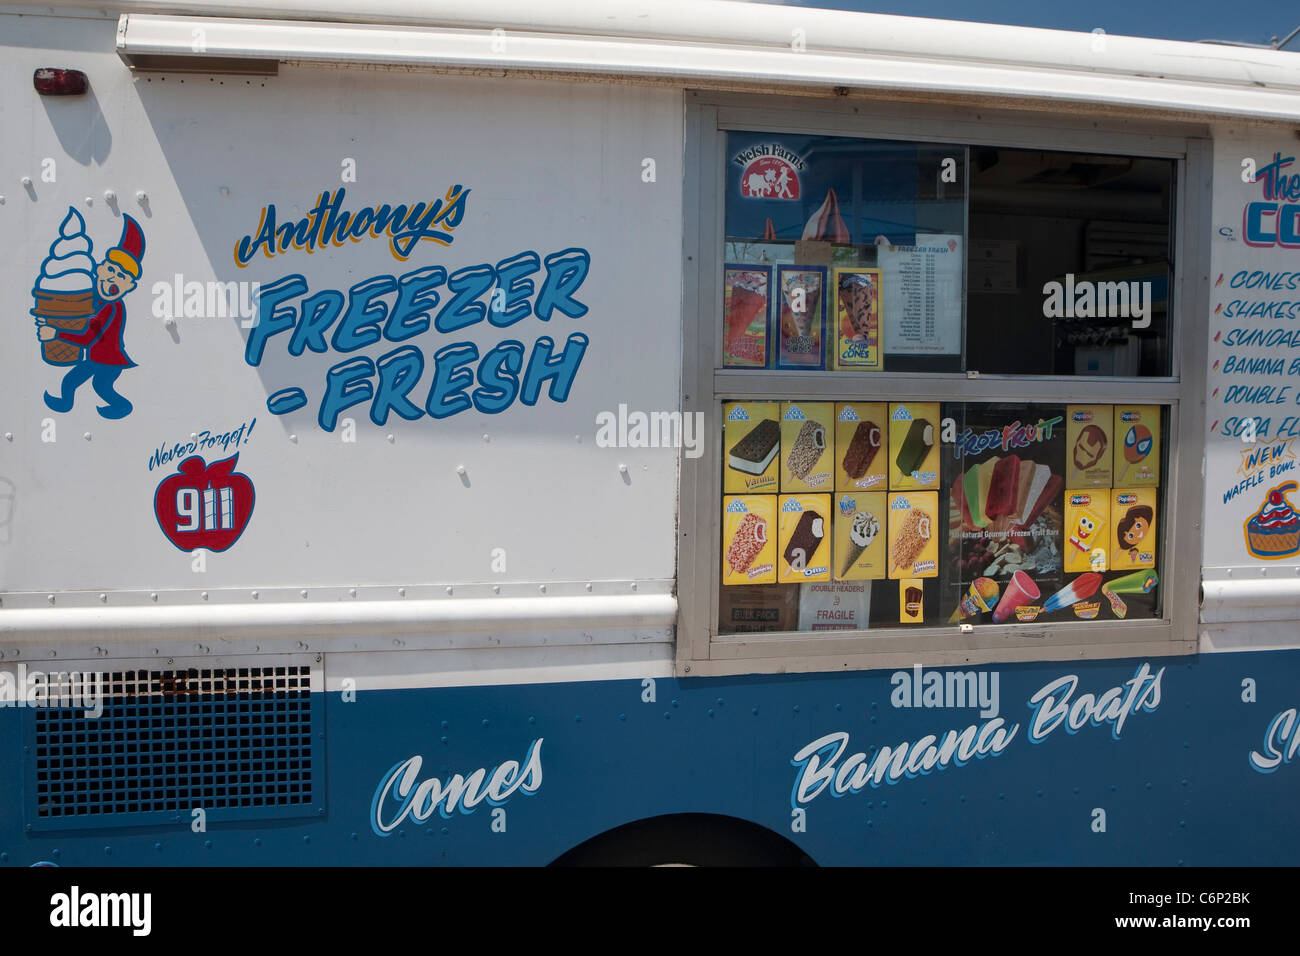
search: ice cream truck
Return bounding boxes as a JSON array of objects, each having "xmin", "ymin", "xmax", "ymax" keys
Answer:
[{"xmin": 1, "ymin": 0, "xmax": 1299, "ymax": 867}]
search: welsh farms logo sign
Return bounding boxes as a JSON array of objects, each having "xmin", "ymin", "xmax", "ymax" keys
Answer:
[{"xmin": 734, "ymin": 143, "xmax": 806, "ymax": 200}]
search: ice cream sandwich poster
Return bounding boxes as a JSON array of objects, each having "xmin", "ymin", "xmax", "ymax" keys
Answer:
[
  {"xmin": 722, "ymin": 265, "xmax": 772, "ymax": 368},
  {"xmin": 723, "ymin": 402, "xmax": 780, "ymax": 494},
  {"xmin": 775, "ymin": 265, "xmax": 826, "ymax": 370},
  {"xmin": 941, "ymin": 404, "xmax": 1067, "ymax": 619}
]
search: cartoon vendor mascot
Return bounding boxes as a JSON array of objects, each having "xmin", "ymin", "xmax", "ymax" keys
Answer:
[{"xmin": 36, "ymin": 215, "xmax": 145, "ymax": 419}]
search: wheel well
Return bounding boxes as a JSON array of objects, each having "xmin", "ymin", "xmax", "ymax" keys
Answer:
[{"xmin": 550, "ymin": 813, "xmax": 817, "ymax": 867}]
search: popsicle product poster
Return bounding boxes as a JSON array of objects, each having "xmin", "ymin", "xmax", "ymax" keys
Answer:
[
  {"xmin": 778, "ymin": 494, "xmax": 832, "ymax": 583},
  {"xmin": 834, "ymin": 492, "xmax": 886, "ymax": 580},
  {"xmin": 722, "ymin": 495, "xmax": 777, "ymax": 585},
  {"xmin": 835, "ymin": 402, "xmax": 887, "ymax": 491},
  {"xmin": 1066, "ymin": 405, "xmax": 1113, "ymax": 488},
  {"xmin": 721, "ymin": 264, "xmax": 772, "ymax": 368},
  {"xmin": 887, "ymin": 491, "xmax": 938, "ymax": 579},
  {"xmin": 776, "ymin": 265, "xmax": 826, "ymax": 370},
  {"xmin": 832, "ymin": 268, "xmax": 882, "ymax": 370},
  {"xmin": 781, "ymin": 402, "xmax": 834, "ymax": 492},
  {"xmin": 724, "ymin": 401, "xmax": 780, "ymax": 494},
  {"xmin": 1111, "ymin": 488, "xmax": 1157, "ymax": 570},
  {"xmin": 945, "ymin": 403, "xmax": 1066, "ymax": 584},
  {"xmin": 888, "ymin": 402, "xmax": 939, "ymax": 489},
  {"xmin": 1113, "ymin": 405, "xmax": 1161, "ymax": 487},
  {"xmin": 899, "ymin": 579, "xmax": 925, "ymax": 623},
  {"xmin": 1063, "ymin": 489, "xmax": 1109, "ymax": 573}
]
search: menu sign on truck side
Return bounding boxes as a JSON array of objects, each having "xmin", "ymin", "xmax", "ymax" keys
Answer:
[
  {"xmin": 879, "ymin": 233, "xmax": 963, "ymax": 355},
  {"xmin": 1205, "ymin": 145, "xmax": 1300, "ymax": 567}
]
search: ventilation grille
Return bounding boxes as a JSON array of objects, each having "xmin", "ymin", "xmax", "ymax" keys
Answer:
[{"xmin": 28, "ymin": 663, "xmax": 319, "ymax": 829}]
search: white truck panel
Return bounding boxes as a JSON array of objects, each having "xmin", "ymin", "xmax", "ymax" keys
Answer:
[{"xmin": 1, "ymin": 12, "xmax": 685, "ymax": 597}]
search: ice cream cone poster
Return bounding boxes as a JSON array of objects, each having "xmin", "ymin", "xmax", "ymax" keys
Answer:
[
  {"xmin": 775, "ymin": 265, "xmax": 826, "ymax": 370},
  {"xmin": 32, "ymin": 207, "xmax": 145, "ymax": 420},
  {"xmin": 1111, "ymin": 488, "xmax": 1156, "ymax": 570},
  {"xmin": 1064, "ymin": 490, "xmax": 1109, "ymax": 573},
  {"xmin": 722, "ymin": 265, "xmax": 772, "ymax": 368},
  {"xmin": 1113, "ymin": 406, "xmax": 1160, "ymax": 487},
  {"xmin": 834, "ymin": 492, "xmax": 885, "ymax": 580},
  {"xmin": 1244, "ymin": 481, "xmax": 1300, "ymax": 560},
  {"xmin": 724, "ymin": 402, "xmax": 780, "ymax": 494},
  {"xmin": 1066, "ymin": 405, "xmax": 1113, "ymax": 488},
  {"xmin": 835, "ymin": 402, "xmax": 887, "ymax": 491},
  {"xmin": 887, "ymin": 491, "xmax": 938, "ymax": 579},
  {"xmin": 780, "ymin": 402, "xmax": 833, "ymax": 492},
  {"xmin": 778, "ymin": 494, "xmax": 832, "ymax": 583},
  {"xmin": 832, "ymin": 268, "xmax": 882, "ymax": 370},
  {"xmin": 723, "ymin": 495, "xmax": 777, "ymax": 585},
  {"xmin": 888, "ymin": 403, "xmax": 939, "ymax": 489}
]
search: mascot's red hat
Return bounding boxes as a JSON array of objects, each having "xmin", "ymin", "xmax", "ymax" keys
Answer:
[{"xmin": 106, "ymin": 215, "xmax": 145, "ymax": 278}]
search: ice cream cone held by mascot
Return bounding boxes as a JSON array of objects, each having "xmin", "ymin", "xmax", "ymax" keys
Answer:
[{"xmin": 33, "ymin": 209, "xmax": 145, "ymax": 420}]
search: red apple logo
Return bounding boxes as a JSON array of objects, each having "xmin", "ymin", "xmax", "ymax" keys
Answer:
[{"xmin": 154, "ymin": 454, "xmax": 255, "ymax": 552}]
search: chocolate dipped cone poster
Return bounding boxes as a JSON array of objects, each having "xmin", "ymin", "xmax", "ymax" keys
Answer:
[{"xmin": 33, "ymin": 208, "xmax": 146, "ymax": 420}]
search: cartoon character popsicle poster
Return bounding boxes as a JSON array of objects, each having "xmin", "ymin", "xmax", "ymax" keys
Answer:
[{"xmin": 32, "ymin": 207, "xmax": 145, "ymax": 419}]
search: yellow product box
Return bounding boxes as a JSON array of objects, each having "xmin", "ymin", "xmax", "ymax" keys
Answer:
[
  {"xmin": 777, "ymin": 494, "xmax": 832, "ymax": 583},
  {"xmin": 886, "ymin": 491, "xmax": 938, "ymax": 579},
  {"xmin": 722, "ymin": 495, "xmax": 777, "ymax": 585},
  {"xmin": 899, "ymin": 579, "xmax": 925, "ymax": 623},
  {"xmin": 780, "ymin": 402, "xmax": 834, "ymax": 492},
  {"xmin": 724, "ymin": 402, "xmax": 781, "ymax": 494},
  {"xmin": 835, "ymin": 402, "xmax": 888, "ymax": 491},
  {"xmin": 1066, "ymin": 405, "xmax": 1113, "ymax": 488},
  {"xmin": 832, "ymin": 267, "xmax": 883, "ymax": 371},
  {"xmin": 833, "ymin": 492, "xmax": 886, "ymax": 581},
  {"xmin": 1113, "ymin": 405, "xmax": 1160, "ymax": 487},
  {"xmin": 888, "ymin": 402, "xmax": 940, "ymax": 490},
  {"xmin": 1111, "ymin": 488, "xmax": 1157, "ymax": 571},
  {"xmin": 1064, "ymin": 489, "xmax": 1110, "ymax": 573}
]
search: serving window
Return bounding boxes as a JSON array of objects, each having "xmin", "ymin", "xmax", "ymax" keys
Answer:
[
  {"xmin": 721, "ymin": 133, "xmax": 1174, "ymax": 378},
  {"xmin": 680, "ymin": 97, "xmax": 1207, "ymax": 673},
  {"xmin": 719, "ymin": 400, "xmax": 1165, "ymax": 634}
]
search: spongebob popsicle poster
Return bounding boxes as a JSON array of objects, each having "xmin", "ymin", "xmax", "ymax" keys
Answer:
[{"xmin": 32, "ymin": 208, "xmax": 145, "ymax": 419}]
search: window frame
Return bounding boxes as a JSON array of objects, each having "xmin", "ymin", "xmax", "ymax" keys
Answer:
[{"xmin": 677, "ymin": 92, "xmax": 1212, "ymax": 678}]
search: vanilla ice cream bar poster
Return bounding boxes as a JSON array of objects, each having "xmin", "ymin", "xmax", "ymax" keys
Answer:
[{"xmin": 775, "ymin": 265, "xmax": 826, "ymax": 370}]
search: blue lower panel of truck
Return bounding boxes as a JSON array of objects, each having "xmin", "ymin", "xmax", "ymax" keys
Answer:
[{"xmin": 2, "ymin": 650, "xmax": 1297, "ymax": 865}]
